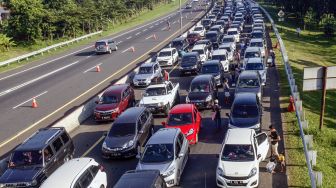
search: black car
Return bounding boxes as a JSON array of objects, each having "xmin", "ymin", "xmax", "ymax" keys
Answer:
[
  {"xmin": 235, "ymin": 70, "xmax": 262, "ymax": 101},
  {"xmin": 186, "ymin": 75, "xmax": 218, "ymax": 109},
  {"xmin": 201, "ymin": 19, "xmax": 213, "ymax": 30},
  {"xmin": 179, "ymin": 52, "xmax": 202, "ymax": 75},
  {"xmin": 195, "ymin": 39, "xmax": 212, "ymax": 52},
  {"xmin": 205, "ymin": 31, "xmax": 220, "ymax": 49},
  {"xmin": 0, "ymin": 127, "xmax": 74, "ymax": 188},
  {"xmin": 227, "ymin": 92, "xmax": 262, "ymax": 132},
  {"xmin": 200, "ymin": 60, "xmax": 225, "ymax": 86},
  {"xmin": 170, "ymin": 37, "xmax": 189, "ymax": 57},
  {"xmin": 102, "ymin": 107, "xmax": 154, "ymax": 159},
  {"xmin": 114, "ymin": 170, "xmax": 167, "ymax": 188}
]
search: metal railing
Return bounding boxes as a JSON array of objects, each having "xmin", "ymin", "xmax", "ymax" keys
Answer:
[
  {"xmin": 0, "ymin": 31, "xmax": 102, "ymax": 67},
  {"xmin": 257, "ymin": 3, "xmax": 316, "ymax": 188}
]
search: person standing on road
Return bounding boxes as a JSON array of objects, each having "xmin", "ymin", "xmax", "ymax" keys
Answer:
[
  {"xmin": 167, "ymin": 20, "xmax": 171, "ymax": 30},
  {"xmin": 270, "ymin": 50, "xmax": 276, "ymax": 67},
  {"xmin": 223, "ymin": 78, "xmax": 230, "ymax": 105},
  {"xmin": 269, "ymin": 125, "xmax": 280, "ymax": 157},
  {"xmin": 212, "ymin": 99, "xmax": 221, "ymax": 129}
]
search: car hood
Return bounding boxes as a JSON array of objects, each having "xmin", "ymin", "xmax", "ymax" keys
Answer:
[
  {"xmin": 219, "ymin": 161, "xmax": 256, "ymax": 177},
  {"xmin": 188, "ymin": 92, "xmax": 210, "ymax": 101},
  {"xmin": 136, "ymin": 161, "xmax": 173, "ymax": 173},
  {"xmin": 156, "ymin": 56, "xmax": 172, "ymax": 61},
  {"xmin": 95, "ymin": 103, "xmax": 119, "ymax": 111},
  {"xmin": 229, "ymin": 116, "xmax": 260, "ymax": 128},
  {"xmin": 140, "ymin": 95, "xmax": 166, "ymax": 105},
  {"xmin": 133, "ymin": 74, "xmax": 153, "ymax": 80},
  {"xmin": 181, "ymin": 62, "xmax": 197, "ymax": 67},
  {"xmin": 104, "ymin": 135, "xmax": 135, "ymax": 148},
  {"xmin": 0, "ymin": 167, "xmax": 41, "ymax": 183},
  {"xmin": 235, "ymin": 87, "xmax": 260, "ymax": 94}
]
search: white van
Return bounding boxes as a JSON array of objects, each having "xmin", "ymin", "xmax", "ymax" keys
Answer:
[{"xmin": 211, "ymin": 49, "xmax": 230, "ymax": 72}]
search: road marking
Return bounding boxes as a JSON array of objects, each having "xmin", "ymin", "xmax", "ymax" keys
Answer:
[
  {"xmin": 0, "ymin": 61, "xmax": 80, "ymax": 97},
  {"xmin": 84, "ymin": 54, "xmax": 93, "ymax": 59},
  {"xmin": 155, "ymin": 23, "xmax": 159, "ymax": 26},
  {"xmin": 135, "ymin": 32, "xmax": 141, "ymax": 36},
  {"xmin": 83, "ymin": 63, "xmax": 103, "ymax": 73},
  {"xmin": 143, "ymin": 29, "xmax": 147, "ymax": 32},
  {"xmin": 116, "ymin": 41, "xmax": 122, "ymax": 45},
  {"xmin": 169, "ymin": 63, "xmax": 180, "ymax": 74},
  {"xmin": 150, "ymin": 26, "xmax": 154, "ymax": 28},
  {"xmin": 146, "ymin": 35, "xmax": 153, "ymax": 40},
  {"xmin": 126, "ymin": 36, "xmax": 132, "ymax": 40},
  {"xmin": 12, "ymin": 91, "xmax": 48, "ymax": 109},
  {"xmin": 81, "ymin": 135, "xmax": 105, "ymax": 157},
  {"xmin": 0, "ymin": 9, "xmax": 205, "ymax": 150},
  {"xmin": 172, "ymin": 21, "xmax": 176, "ymax": 24},
  {"xmin": 161, "ymin": 27, "xmax": 167, "ymax": 31},
  {"xmin": 122, "ymin": 47, "xmax": 133, "ymax": 53}
]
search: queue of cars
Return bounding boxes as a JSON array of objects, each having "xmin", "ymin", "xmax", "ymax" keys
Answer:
[{"xmin": 0, "ymin": 0, "xmax": 272, "ymax": 188}]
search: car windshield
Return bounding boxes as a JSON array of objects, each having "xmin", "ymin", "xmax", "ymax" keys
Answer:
[
  {"xmin": 202, "ymin": 65, "xmax": 219, "ymax": 73},
  {"xmin": 227, "ymin": 31, "xmax": 237, "ymax": 35},
  {"xmin": 232, "ymin": 104, "xmax": 259, "ymax": 118},
  {"xmin": 192, "ymin": 49, "xmax": 204, "ymax": 55},
  {"xmin": 10, "ymin": 150, "xmax": 42, "ymax": 167},
  {"xmin": 252, "ymin": 33, "xmax": 263, "ymax": 38},
  {"xmin": 194, "ymin": 27, "xmax": 203, "ymax": 31},
  {"xmin": 202, "ymin": 20, "xmax": 211, "ymax": 25},
  {"xmin": 95, "ymin": 41, "xmax": 106, "ymax": 46},
  {"xmin": 210, "ymin": 28, "xmax": 219, "ymax": 32},
  {"xmin": 167, "ymin": 113, "xmax": 193, "ymax": 126},
  {"xmin": 108, "ymin": 123, "xmax": 135, "ymax": 137},
  {"xmin": 220, "ymin": 46, "xmax": 231, "ymax": 52},
  {"xmin": 245, "ymin": 52, "xmax": 260, "ymax": 58},
  {"xmin": 238, "ymin": 78, "xmax": 260, "ymax": 87},
  {"xmin": 212, "ymin": 55, "xmax": 226, "ymax": 61},
  {"xmin": 182, "ymin": 56, "xmax": 197, "ymax": 64},
  {"xmin": 250, "ymin": 42, "xmax": 263, "ymax": 47},
  {"xmin": 209, "ymin": 15, "xmax": 216, "ymax": 19},
  {"xmin": 139, "ymin": 66, "xmax": 153, "ymax": 74},
  {"xmin": 191, "ymin": 82, "xmax": 210, "ymax": 92},
  {"xmin": 158, "ymin": 51, "xmax": 171, "ymax": 57},
  {"xmin": 206, "ymin": 33, "xmax": 217, "ymax": 39},
  {"xmin": 246, "ymin": 63, "xmax": 264, "ymax": 70},
  {"xmin": 100, "ymin": 95, "xmax": 119, "ymax": 104},
  {"xmin": 188, "ymin": 34, "xmax": 198, "ymax": 38},
  {"xmin": 223, "ymin": 37, "xmax": 234, "ymax": 42},
  {"xmin": 145, "ymin": 87, "xmax": 166, "ymax": 96},
  {"xmin": 221, "ymin": 144, "xmax": 255, "ymax": 161},
  {"xmin": 141, "ymin": 144, "xmax": 174, "ymax": 163},
  {"xmin": 172, "ymin": 40, "xmax": 183, "ymax": 47}
]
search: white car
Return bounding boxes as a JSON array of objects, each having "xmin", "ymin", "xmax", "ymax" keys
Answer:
[
  {"xmin": 192, "ymin": 44, "xmax": 210, "ymax": 62},
  {"xmin": 218, "ymin": 42, "xmax": 236, "ymax": 62},
  {"xmin": 244, "ymin": 57, "xmax": 267, "ymax": 86},
  {"xmin": 193, "ymin": 25, "xmax": 206, "ymax": 37},
  {"xmin": 133, "ymin": 62, "xmax": 163, "ymax": 87},
  {"xmin": 249, "ymin": 38, "xmax": 266, "ymax": 57},
  {"xmin": 156, "ymin": 48, "xmax": 179, "ymax": 66},
  {"xmin": 40, "ymin": 158, "xmax": 107, "ymax": 188},
  {"xmin": 216, "ymin": 129, "xmax": 269, "ymax": 188},
  {"xmin": 139, "ymin": 81, "xmax": 180, "ymax": 116},
  {"xmin": 227, "ymin": 28, "xmax": 240, "ymax": 43},
  {"xmin": 244, "ymin": 46, "xmax": 262, "ymax": 65},
  {"xmin": 136, "ymin": 128, "xmax": 189, "ymax": 187},
  {"xmin": 211, "ymin": 49, "xmax": 230, "ymax": 72}
]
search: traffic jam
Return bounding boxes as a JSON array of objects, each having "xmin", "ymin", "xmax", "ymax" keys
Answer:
[{"xmin": 0, "ymin": 0, "xmax": 274, "ymax": 187}]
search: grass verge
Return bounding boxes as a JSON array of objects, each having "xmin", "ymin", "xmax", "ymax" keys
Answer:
[
  {"xmin": 261, "ymin": 2, "xmax": 336, "ymax": 188},
  {"xmin": 0, "ymin": 0, "xmax": 187, "ymax": 72}
]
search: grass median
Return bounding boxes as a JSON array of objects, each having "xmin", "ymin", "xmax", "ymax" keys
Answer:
[
  {"xmin": 261, "ymin": 3, "xmax": 336, "ymax": 188},
  {"xmin": 0, "ymin": 0, "xmax": 187, "ymax": 73}
]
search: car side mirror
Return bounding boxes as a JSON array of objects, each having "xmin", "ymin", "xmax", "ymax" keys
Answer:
[
  {"xmin": 95, "ymin": 100, "xmax": 99, "ymax": 104},
  {"xmin": 161, "ymin": 122, "xmax": 166, "ymax": 126},
  {"xmin": 139, "ymin": 130, "xmax": 144, "ymax": 134},
  {"xmin": 257, "ymin": 154, "xmax": 261, "ymax": 159},
  {"xmin": 178, "ymin": 153, "xmax": 184, "ymax": 158},
  {"xmin": 226, "ymin": 113, "xmax": 230, "ymax": 117}
]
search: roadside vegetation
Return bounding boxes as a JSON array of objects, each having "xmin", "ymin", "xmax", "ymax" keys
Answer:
[
  {"xmin": 259, "ymin": 1, "xmax": 336, "ymax": 187},
  {"xmin": 0, "ymin": 0, "xmax": 183, "ymax": 62}
]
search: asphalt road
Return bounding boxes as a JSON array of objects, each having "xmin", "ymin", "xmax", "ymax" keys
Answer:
[{"xmin": 0, "ymin": 1, "xmax": 209, "ymax": 156}]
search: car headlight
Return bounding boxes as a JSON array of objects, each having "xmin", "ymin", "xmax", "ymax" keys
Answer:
[
  {"xmin": 102, "ymin": 142, "xmax": 110, "ymax": 150},
  {"xmin": 158, "ymin": 102, "xmax": 165, "ymax": 107},
  {"xmin": 217, "ymin": 167, "xmax": 225, "ymax": 177},
  {"xmin": 205, "ymin": 95, "xmax": 212, "ymax": 102},
  {"xmin": 186, "ymin": 128, "xmax": 194, "ymax": 136},
  {"xmin": 0, "ymin": 184, "xmax": 5, "ymax": 188},
  {"xmin": 248, "ymin": 167, "xmax": 257, "ymax": 178},
  {"xmin": 122, "ymin": 140, "xmax": 134, "ymax": 149},
  {"xmin": 257, "ymin": 92, "xmax": 261, "ymax": 99},
  {"xmin": 186, "ymin": 96, "xmax": 190, "ymax": 103},
  {"xmin": 214, "ymin": 74, "xmax": 220, "ymax": 79},
  {"xmin": 26, "ymin": 180, "xmax": 37, "ymax": 186},
  {"xmin": 163, "ymin": 167, "xmax": 175, "ymax": 177}
]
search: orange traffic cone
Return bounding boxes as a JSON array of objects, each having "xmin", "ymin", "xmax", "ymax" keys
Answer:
[
  {"xmin": 130, "ymin": 46, "xmax": 135, "ymax": 52},
  {"xmin": 32, "ymin": 98, "xmax": 38, "ymax": 108},
  {"xmin": 153, "ymin": 34, "xmax": 157, "ymax": 40},
  {"xmin": 287, "ymin": 95, "xmax": 295, "ymax": 112},
  {"xmin": 96, "ymin": 65, "xmax": 101, "ymax": 72}
]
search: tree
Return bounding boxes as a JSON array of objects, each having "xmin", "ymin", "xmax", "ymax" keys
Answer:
[
  {"xmin": 319, "ymin": 14, "xmax": 335, "ymax": 37},
  {"xmin": 0, "ymin": 33, "xmax": 15, "ymax": 51},
  {"xmin": 304, "ymin": 7, "xmax": 317, "ymax": 31}
]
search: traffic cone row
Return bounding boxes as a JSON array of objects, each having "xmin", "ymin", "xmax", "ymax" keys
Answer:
[{"xmin": 32, "ymin": 98, "xmax": 38, "ymax": 108}]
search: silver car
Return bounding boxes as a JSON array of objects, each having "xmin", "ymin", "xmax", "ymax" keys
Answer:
[
  {"xmin": 136, "ymin": 128, "xmax": 189, "ymax": 187},
  {"xmin": 95, "ymin": 39, "xmax": 118, "ymax": 54},
  {"xmin": 132, "ymin": 62, "xmax": 163, "ymax": 87}
]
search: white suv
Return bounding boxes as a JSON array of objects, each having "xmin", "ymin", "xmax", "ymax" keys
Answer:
[
  {"xmin": 216, "ymin": 129, "xmax": 269, "ymax": 188},
  {"xmin": 40, "ymin": 158, "xmax": 107, "ymax": 188},
  {"xmin": 156, "ymin": 48, "xmax": 179, "ymax": 66}
]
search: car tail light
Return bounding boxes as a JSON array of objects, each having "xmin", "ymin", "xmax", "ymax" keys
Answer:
[{"xmin": 99, "ymin": 164, "xmax": 105, "ymax": 172}]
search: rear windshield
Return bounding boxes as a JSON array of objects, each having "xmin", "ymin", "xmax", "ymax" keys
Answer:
[
  {"xmin": 227, "ymin": 31, "xmax": 238, "ymax": 35},
  {"xmin": 158, "ymin": 51, "xmax": 171, "ymax": 57},
  {"xmin": 171, "ymin": 40, "xmax": 183, "ymax": 47},
  {"xmin": 202, "ymin": 20, "xmax": 211, "ymax": 25},
  {"xmin": 194, "ymin": 27, "xmax": 203, "ymax": 31},
  {"xmin": 222, "ymin": 37, "xmax": 234, "ymax": 43},
  {"xmin": 95, "ymin": 41, "xmax": 106, "ymax": 46},
  {"xmin": 167, "ymin": 113, "xmax": 193, "ymax": 126},
  {"xmin": 182, "ymin": 55, "xmax": 197, "ymax": 64},
  {"xmin": 246, "ymin": 63, "xmax": 264, "ymax": 70},
  {"xmin": 205, "ymin": 33, "xmax": 217, "ymax": 39},
  {"xmin": 145, "ymin": 87, "xmax": 166, "ymax": 96},
  {"xmin": 232, "ymin": 104, "xmax": 259, "ymax": 118},
  {"xmin": 238, "ymin": 78, "xmax": 260, "ymax": 87},
  {"xmin": 109, "ymin": 123, "xmax": 135, "ymax": 137},
  {"xmin": 250, "ymin": 42, "xmax": 263, "ymax": 47},
  {"xmin": 252, "ymin": 32, "xmax": 263, "ymax": 39},
  {"xmin": 212, "ymin": 54, "xmax": 227, "ymax": 61},
  {"xmin": 192, "ymin": 49, "xmax": 204, "ymax": 55},
  {"xmin": 202, "ymin": 65, "xmax": 219, "ymax": 74},
  {"xmin": 245, "ymin": 51, "xmax": 260, "ymax": 58}
]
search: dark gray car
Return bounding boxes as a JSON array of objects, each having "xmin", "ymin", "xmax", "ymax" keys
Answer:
[
  {"xmin": 179, "ymin": 52, "xmax": 202, "ymax": 75},
  {"xmin": 200, "ymin": 60, "xmax": 225, "ymax": 86},
  {"xmin": 235, "ymin": 70, "xmax": 262, "ymax": 100},
  {"xmin": 114, "ymin": 170, "xmax": 167, "ymax": 188}
]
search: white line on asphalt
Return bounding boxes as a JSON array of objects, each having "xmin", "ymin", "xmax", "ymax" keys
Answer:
[
  {"xmin": 155, "ymin": 23, "xmax": 159, "ymax": 25},
  {"xmin": 82, "ymin": 136, "xmax": 105, "ymax": 157},
  {"xmin": 135, "ymin": 32, "xmax": 141, "ymax": 36},
  {"xmin": 12, "ymin": 91, "xmax": 48, "ymax": 109},
  {"xmin": 122, "ymin": 47, "xmax": 135, "ymax": 53},
  {"xmin": 169, "ymin": 63, "xmax": 180, "ymax": 74},
  {"xmin": 84, "ymin": 54, "xmax": 93, "ymax": 59},
  {"xmin": 116, "ymin": 41, "xmax": 123, "ymax": 45},
  {"xmin": 161, "ymin": 27, "xmax": 167, "ymax": 31},
  {"xmin": 143, "ymin": 29, "xmax": 147, "ymax": 32},
  {"xmin": 150, "ymin": 26, "xmax": 154, "ymax": 28},
  {"xmin": 172, "ymin": 21, "xmax": 176, "ymax": 24},
  {"xmin": 83, "ymin": 63, "xmax": 102, "ymax": 74},
  {"xmin": 126, "ymin": 36, "xmax": 132, "ymax": 40},
  {"xmin": 0, "ymin": 61, "xmax": 80, "ymax": 97},
  {"xmin": 145, "ymin": 35, "xmax": 153, "ymax": 40}
]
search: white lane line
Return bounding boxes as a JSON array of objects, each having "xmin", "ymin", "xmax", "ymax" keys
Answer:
[
  {"xmin": 82, "ymin": 135, "xmax": 105, "ymax": 157},
  {"xmin": 12, "ymin": 91, "xmax": 48, "ymax": 109},
  {"xmin": 126, "ymin": 36, "xmax": 132, "ymax": 40},
  {"xmin": 155, "ymin": 23, "xmax": 159, "ymax": 25},
  {"xmin": 85, "ymin": 54, "xmax": 94, "ymax": 59},
  {"xmin": 116, "ymin": 41, "xmax": 123, "ymax": 45},
  {"xmin": 150, "ymin": 26, "xmax": 154, "ymax": 28},
  {"xmin": 0, "ymin": 61, "xmax": 80, "ymax": 97},
  {"xmin": 83, "ymin": 63, "xmax": 102, "ymax": 74},
  {"xmin": 122, "ymin": 47, "xmax": 135, "ymax": 53},
  {"xmin": 135, "ymin": 32, "xmax": 141, "ymax": 36},
  {"xmin": 143, "ymin": 29, "xmax": 148, "ymax": 32},
  {"xmin": 172, "ymin": 21, "xmax": 176, "ymax": 24},
  {"xmin": 161, "ymin": 27, "xmax": 167, "ymax": 31},
  {"xmin": 146, "ymin": 35, "xmax": 153, "ymax": 40}
]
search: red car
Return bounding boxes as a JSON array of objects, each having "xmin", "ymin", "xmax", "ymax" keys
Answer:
[
  {"xmin": 94, "ymin": 84, "xmax": 135, "ymax": 121},
  {"xmin": 187, "ymin": 32, "xmax": 202, "ymax": 45},
  {"xmin": 162, "ymin": 104, "xmax": 202, "ymax": 144}
]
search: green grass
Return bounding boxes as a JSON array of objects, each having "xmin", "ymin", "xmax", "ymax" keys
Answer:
[
  {"xmin": 260, "ymin": 2, "xmax": 336, "ymax": 188},
  {"xmin": 0, "ymin": 0, "xmax": 187, "ymax": 72}
]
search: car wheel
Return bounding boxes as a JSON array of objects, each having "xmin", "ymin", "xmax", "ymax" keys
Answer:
[
  {"xmin": 100, "ymin": 185, "xmax": 105, "ymax": 188},
  {"xmin": 108, "ymin": 48, "xmax": 112, "ymax": 54},
  {"xmin": 164, "ymin": 104, "xmax": 170, "ymax": 116},
  {"xmin": 115, "ymin": 46, "xmax": 118, "ymax": 51},
  {"xmin": 64, "ymin": 154, "xmax": 72, "ymax": 163},
  {"xmin": 131, "ymin": 99, "xmax": 136, "ymax": 107}
]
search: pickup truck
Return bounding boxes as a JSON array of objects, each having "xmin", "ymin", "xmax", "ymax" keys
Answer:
[{"xmin": 139, "ymin": 81, "xmax": 180, "ymax": 116}]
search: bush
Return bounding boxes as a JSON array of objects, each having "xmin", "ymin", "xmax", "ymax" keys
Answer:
[{"xmin": 319, "ymin": 14, "xmax": 336, "ymax": 36}]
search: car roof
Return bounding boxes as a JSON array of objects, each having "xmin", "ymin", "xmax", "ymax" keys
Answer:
[
  {"xmin": 114, "ymin": 107, "xmax": 146, "ymax": 124},
  {"xmin": 212, "ymin": 49, "xmax": 228, "ymax": 55},
  {"xmin": 206, "ymin": 31, "xmax": 218, "ymax": 35},
  {"xmin": 219, "ymin": 42, "xmax": 233, "ymax": 48},
  {"xmin": 240, "ymin": 70, "xmax": 259, "ymax": 78},
  {"xmin": 147, "ymin": 128, "xmax": 179, "ymax": 144},
  {"xmin": 245, "ymin": 46, "xmax": 261, "ymax": 52},
  {"xmin": 17, "ymin": 128, "xmax": 64, "ymax": 151},
  {"xmin": 170, "ymin": 104, "xmax": 194, "ymax": 114},
  {"xmin": 172, "ymin": 37, "xmax": 185, "ymax": 42},
  {"xmin": 160, "ymin": 48, "xmax": 175, "ymax": 52},
  {"xmin": 250, "ymin": 38, "xmax": 263, "ymax": 43},
  {"xmin": 140, "ymin": 62, "xmax": 155, "ymax": 68},
  {"xmin": 228, "ymin": 28, "xmax": 238, "ymax": 31},
  {"xmin": 188, "ymin": 31, "xmax": 200, "ymax": 35},
  {"xmin": 203, "ymin": 60, "xmax": 221, "ymax": 65},
  {"xmin": 225, "ymin": 128, "xmax": 254, "ymax": 145},
  {"xmin": 223, "ymin": 35, "xmax": 235, "ymax": 39},
  {"xmin": 252, "ymin": 30, "xmax": 263, "ymax": 34},
  {"xmin": 233, "ymin": 92, "xmax": 258, "ymax": 105},
  {"xmin": 114, "ymin": 170, "xmax": 161, "ymax": 188},
  {"xmin": 103, "ymin": 84, "xmax": 128, "ymax": 96},
  {"xmin": 211, "ymin": 25, "xmax": 222, "ymax": 28},
  {"xmin": 247, "ymin": 57, "xmax": 263, "ymax": 64},
  {"xmin": 192, "ymin": 44, "xmax": 206, "ymax": 50},
  {"xmin": 147, "ymin": 83, "xmax": 166, "ymax": 88},
  {"xmin": 183, "ymin": 52, "xmax": 199, "ymax": 56},
  {"xmin": 40, "ymin": 158, "xmax": 93, "ymax": 188},
  {"xmin": 192, "ymin": 74, "xmax": 213, "ymax": 83}
]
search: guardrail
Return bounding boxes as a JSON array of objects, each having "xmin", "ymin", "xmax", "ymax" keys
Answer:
[
  {"xmin": 0, "ymin": 31, "xmax": 102, "ymax": 67},
  {"xmin": 256, "ymin": 3, "xmax": 317, "ymax": 188}
]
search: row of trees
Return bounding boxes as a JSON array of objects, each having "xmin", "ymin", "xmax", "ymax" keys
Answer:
[
  {"xmin": 0, "ymin": 0, "xmax": 173, "ymax": 50},
  {"xmin": 265, "ymin": 0, "xmax": 336, "ymax": 36}
]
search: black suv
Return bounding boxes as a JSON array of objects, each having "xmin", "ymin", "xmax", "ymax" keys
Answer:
[
  {"xmin": 179, "ymin": 52, "xmax": 202, "ymax": 75},
  {"xmin": 170, "ymin": 37, "xmax": 189, "ymax": 57},
  {"xmin": 186, "ymin": 75, "xmax": 218, "ymax": 109},
  {"xmin": 205, "ymin": 31, "xmax": 221, "ymax": 49},
  {"xmin": 200, "ymin": 60, "xmax": 225, "ymax": 86},
  {"xmin": 102, "ymin": 107, "xmax": 154, "ymax": 159},
  {"xmin": 114, "ymin": 170, "xmax": 167, "ymax": 188},
  {"xmin": 0, "ymin": 127, "xmax": 74, "ymax": 187}
]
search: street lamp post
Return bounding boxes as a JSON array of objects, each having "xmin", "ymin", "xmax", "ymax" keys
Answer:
[{"xmin": 179, "ymin": 0, "xmax": 182, "ymax": 34}]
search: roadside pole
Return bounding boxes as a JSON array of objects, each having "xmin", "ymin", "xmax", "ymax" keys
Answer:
[
  {"xmin": 180, "ymin": 0, "xmax": 183, "ymax": 35},
  {"xmin": 319, "ymin": 66, "xmax": 327, "ymax": 130}
]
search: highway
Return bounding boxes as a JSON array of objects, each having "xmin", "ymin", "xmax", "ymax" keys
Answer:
[{"xmin": 0, "ymin": 1, "xmax": 208, "ymax": 156}]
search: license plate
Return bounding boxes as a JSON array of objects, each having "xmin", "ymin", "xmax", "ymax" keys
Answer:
[
  {"xmin": 102, "ymin": 116, "xmax": 110, "ymax": 120},
  {"xmin": 150, "ymin": 107, "xmax": 156, "ymax": 111},
  {"xmin": 111, "ymin": 153, "xmax": 121, "ymax": 156},
  {"xmin": 231, "ymin": 181, "xmax": 242, "ymax": 184}
]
